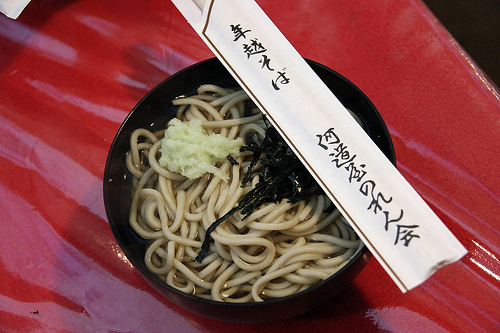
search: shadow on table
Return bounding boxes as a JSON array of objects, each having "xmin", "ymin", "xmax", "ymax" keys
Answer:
[{"xmin": 178, "ymin": 284, "xmax": 376, "ymax": 332}]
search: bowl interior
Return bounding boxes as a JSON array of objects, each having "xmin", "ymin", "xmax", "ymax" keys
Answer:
[{"xmin": 103, "ymin": 57, "xmax": 396, "ymax": 322}]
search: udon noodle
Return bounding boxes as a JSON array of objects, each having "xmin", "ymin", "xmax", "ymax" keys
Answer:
[{"xmin": 126, "ymin": 84, "xmax": 362, "ymax": 302}]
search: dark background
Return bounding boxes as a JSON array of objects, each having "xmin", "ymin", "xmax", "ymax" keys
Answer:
[{"xmin": 423, "ymin": 0, "xmax": 500, "ymax": 87}]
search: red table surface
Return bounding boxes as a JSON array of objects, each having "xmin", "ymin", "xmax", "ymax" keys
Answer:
[{"xmin": 1, "ymin": 0, "xmax": 499, "ymax": 332}]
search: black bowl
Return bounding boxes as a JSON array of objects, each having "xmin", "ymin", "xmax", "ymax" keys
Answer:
[{"xmin": 103, "ymin": 57, "xmax": 396, "ymax": 323}]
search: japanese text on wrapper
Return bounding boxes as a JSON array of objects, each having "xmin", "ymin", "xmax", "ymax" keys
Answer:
[
  {"xmin": 231, "ymin": 23, "xmax": 290, "ymax": 90},
  {"xmin": 317, "ymin": 127, "xmax": 420, "ymax": 247}
]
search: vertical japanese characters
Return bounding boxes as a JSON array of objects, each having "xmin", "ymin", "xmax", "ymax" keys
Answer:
[
  {"xmin": 317, "ymin": 127, "xmax": 420, "ymax": 247},
  {"xmin": 231, "ymin": 24, "xmax": 290, "ymax": 90}
]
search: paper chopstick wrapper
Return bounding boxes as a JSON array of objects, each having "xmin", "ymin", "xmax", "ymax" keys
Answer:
[
  {"xmin": 0, "ymin": 0, "xmax": 30, "ymax": 19},
  {"xmin": 172, "ymin": 0, "xmax": 467, "ymax": 292}
]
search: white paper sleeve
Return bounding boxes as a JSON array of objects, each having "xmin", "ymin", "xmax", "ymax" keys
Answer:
[{"xmin": 0, "ymin": 0, "xmax": 31, "ymax": 19}]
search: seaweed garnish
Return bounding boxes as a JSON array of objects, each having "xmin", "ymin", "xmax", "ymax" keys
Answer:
[
  {"xmin": 227, "ymin": 155, "xmax": 239, "ymax": 166},
  {"xmin": 195, "ymin": 122, "xmax": 325, "ymax": 263}
]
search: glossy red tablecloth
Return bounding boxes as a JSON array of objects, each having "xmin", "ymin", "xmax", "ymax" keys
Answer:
[{"xmin": 1, "ymin": 0, "xmax": 499, "ymax": 332}]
